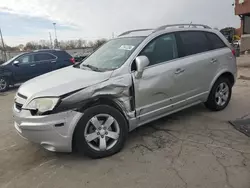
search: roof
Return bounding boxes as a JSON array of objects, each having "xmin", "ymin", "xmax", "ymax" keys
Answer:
[{"xmin": 118, "ymin": 24, "xmax": 213, "ymax": 38}]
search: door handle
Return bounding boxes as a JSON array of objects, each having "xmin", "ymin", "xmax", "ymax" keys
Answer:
[
  {"xmin": 30, "ymin": 64, "xmax": 36, "ymax": 67},
  {"xmin": 210, "ymin": 58, "xmax": 217, "ymax": 63},
  {"xmin": 51, "ymin": 60, "xmax": 56, "ymax": 63},
  {"xmin": 175, "ymin": 68, "xmax": 185, "ymax": 74}
]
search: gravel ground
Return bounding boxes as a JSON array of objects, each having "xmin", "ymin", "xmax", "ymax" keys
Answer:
[{"xmin": 0, "ymin": 56, "xmax": 250, "ymax": 188}]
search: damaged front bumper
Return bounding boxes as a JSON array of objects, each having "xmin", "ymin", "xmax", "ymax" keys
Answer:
[{"xmin": 13, "ymin": 106, "xmax": 83, "ymax": 152}]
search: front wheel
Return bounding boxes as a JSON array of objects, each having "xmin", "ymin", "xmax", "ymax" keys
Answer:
[
  {"xmin": 205, "ymin": 77, "xmax": 232, "ymax": 111},
  {"xmin": 0, "ymin": 77, "xmax": 9, "ymax": 92},
  {"xmin": 74, "ymin": 105, "xmax": 128, "ymax": 158}
]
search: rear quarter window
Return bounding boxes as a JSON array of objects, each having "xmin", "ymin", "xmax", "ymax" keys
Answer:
[
  {"xmin": 54, "ymin": 51, "xmax": 72, "ymax": 59},
  {"xmin": 206, "ymin": 32, "xmax": 226, "ymax": 50}
]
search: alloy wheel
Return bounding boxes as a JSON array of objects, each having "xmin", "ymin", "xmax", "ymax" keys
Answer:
[
  {"xmin": 0, "ymin": 78, "xmax": 7, "ymax": 91},
  {"xmin": 84, "ymin": 114, "xmax": 120, "ymax": 151},
  {"xmin": 215, "ymin": 82, "xmax": 229, "ymax": 106}
]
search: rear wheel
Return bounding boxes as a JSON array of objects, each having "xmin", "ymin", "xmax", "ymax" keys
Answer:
[
  {"xmin": 74, "ymin": 105, "xmax": 128, "ymax": 158},
  {"xmin": 0, "ymin": 77, "xmax": 9, "ymax": 92},
  {"xmin": 205, "ymin": 77, "xmax": 232, "ymax": 111}
]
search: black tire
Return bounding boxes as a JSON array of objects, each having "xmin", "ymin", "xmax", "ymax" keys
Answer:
[
  {"xmin": 74, "ymin": 105, "xmax": 128, "ymax": 159},
  {"xmin": 205, "ymin": 77, "xmax": 232, "ymax": 111},
  {"xmin": 0, "ymin": 77, "xmax": 9, "ymax": 92}
]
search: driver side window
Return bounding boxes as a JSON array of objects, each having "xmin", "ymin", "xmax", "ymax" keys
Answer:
[
  {"xmin": 17, "ymin": 55, "xmax": 33, "ymax": 65},
  {"xmin": 140, "ymin": 33, "xmax": 178, "ymax": 66}
]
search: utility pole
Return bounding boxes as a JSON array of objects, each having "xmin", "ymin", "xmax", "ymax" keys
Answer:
[
  {"xmin": 0, "ymin": 28, "xmax": 7, "ymax": 61},
  {"xmin": 49, "ymin": 32, "xmax": 53, "ymax": 49},
  {"xmin": 188, "ymin": 21, "xmax": 193, "ymax": 27},
  {"xmin": 53, "ymin": 23, "xmax": 58, "ymax": 48}
]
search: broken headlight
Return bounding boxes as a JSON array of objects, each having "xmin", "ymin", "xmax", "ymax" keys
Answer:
[{"xmin": 24, "ymin": 97, "xmax": 60, "ymax": 114}]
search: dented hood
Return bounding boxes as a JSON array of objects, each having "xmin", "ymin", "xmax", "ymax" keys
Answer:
[{"xmin": 18, "ymin": 66, "xmax": 113, "ymax": 98}]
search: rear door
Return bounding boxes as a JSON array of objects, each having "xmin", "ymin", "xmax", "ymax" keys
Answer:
[
  {"xmin": 176, "ymin": 31, "xmax": 217, "ymax": 102},
  {"xmin": 205, "ymin": 32, "xmax": 232, "ymax": 84},
  {"xmin": 33, "ymin": 53, "xmax": 56, "ymax": 77},
  {"xmin": 53, "ymin": 51, "xmax": 74, "ymax": 69}
]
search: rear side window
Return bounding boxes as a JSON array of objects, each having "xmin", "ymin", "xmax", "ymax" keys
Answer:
[
  {"xmin": 179, "ymin": 31, "xmax": 210, "ymax": 56},
  {"xmin": 54, "ymin": 51, "xmax": 72, "ymax": 59},
  {"xmin": 206, "ymin": 32, "xmax": 226, "ymax": 50},
  {"xmin": 35, "ymin": 53, "xmax": 56, "ymax": 61}
]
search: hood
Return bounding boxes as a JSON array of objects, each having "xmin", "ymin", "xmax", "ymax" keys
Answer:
[{"xmin": 18, "ymin": 66, "xmax": 113, "ymax": 98}]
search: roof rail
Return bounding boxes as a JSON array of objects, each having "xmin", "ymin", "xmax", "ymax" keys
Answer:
[
  {"xmin": 118, "ymin": 29, "xmax": 153, "ymax": 37},
  {"xmin": 33, "ymin": 49, "xmax": 61, "ymax": 52},
  {"xmin": 154, "ymin": 24, "xmax": 211, "ymax": 32},
  {"xmin": 33, "ymin": 49, "xmax": 53, "ymax": 52}
]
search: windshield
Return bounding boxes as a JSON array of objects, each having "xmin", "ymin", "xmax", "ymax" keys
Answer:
[
  {"xmin": 80, "ymin": 37, "xmax": 145, "ymax": 71},
  {"xmin": 1, "ymin": 53, "xmax": 24, "ymax": 66}
]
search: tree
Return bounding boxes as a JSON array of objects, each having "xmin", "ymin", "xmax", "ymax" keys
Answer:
[
  {"xmin": 87, "ymin": 41, "xmax": 94, "ymax": 48},
  {"xmin": 17, "ymin": 44, "xmax": 24, "ymax": 51},
  {"xmin": 39, "ymin": 40, "xmax": 50, "ymax": 49},
  {"xmin": 3, "ymin": 38, "xmax": 108, "ymax": 51},
  {"xmin": 76, "ymin": 39, "xmax": 82, "ymax": 48},
  {"xmin": 24, "ymin": 42, "xmax": 37, "ymax": 50},
  {"xmin": 81, "ymin": 39, "xmax": 87, "ymax": 48},
  {"xmin": 92, "ymin": 39, "xmax": 107, "ymax": 50}
]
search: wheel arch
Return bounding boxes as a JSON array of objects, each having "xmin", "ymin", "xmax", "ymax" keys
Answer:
[
  {"xmin": 0, "ymin": 70, "xmax": 14, "ymax": 85},
  {"xmin": 71, "ymin": 96, "xmax": 130, "ymax": 151},
  {"xmin": 78, "ymin": 96, "xmax": 128, "ymax": 114},
  {"xmin": 209, "ymin": 71, "xmax": 235, "ymax": 92}
]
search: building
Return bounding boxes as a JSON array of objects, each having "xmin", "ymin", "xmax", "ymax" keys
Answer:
[
  {"xmin": 235, "ymin": 0, "xmax": 250, "ymax": 34},
  {"xmin": 235, "ymin": 0, "xmax": 250, "ymax": 51}
]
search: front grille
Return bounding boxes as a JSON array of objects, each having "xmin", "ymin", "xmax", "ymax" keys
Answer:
[{"xmin": 15, "ymin": 102, "xmax": 23, "ymax": 111}]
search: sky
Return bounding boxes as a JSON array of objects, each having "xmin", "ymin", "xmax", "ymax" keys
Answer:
[{"xmin": 0, "ymin": 0, "xmax": 240, "ymax": 46}]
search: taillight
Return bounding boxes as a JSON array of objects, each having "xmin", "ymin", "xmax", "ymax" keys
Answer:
[
  {"xmin": 231, "ymin": 48, "xmax": 236, "ymax": 56},
  {"xmin": 70, "ymin": 57, "xmax": 75, "ymax": 63}
]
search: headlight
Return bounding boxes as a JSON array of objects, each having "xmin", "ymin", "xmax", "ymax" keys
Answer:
[{"xmin": 25, "ymin": 97, "xmax": 60, "ymax": 113}]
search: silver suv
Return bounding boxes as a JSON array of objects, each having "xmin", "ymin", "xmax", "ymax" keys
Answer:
[{"xmin": 13, "ymin": 24, "xmax": 237, "ymax": 158}]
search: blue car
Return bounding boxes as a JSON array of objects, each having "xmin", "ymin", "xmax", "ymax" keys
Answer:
[{"xmin": 0, "ymin": 49, "xmax": 75, "ymax": 92}]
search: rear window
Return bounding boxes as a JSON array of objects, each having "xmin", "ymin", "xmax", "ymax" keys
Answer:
[
  {"xmin": 206, "ymin": 32, "xmax": 226, "ymax": 50},
  {"xmin": 179, "ymin": 31, "xmax": 211, "ymax": 56}
]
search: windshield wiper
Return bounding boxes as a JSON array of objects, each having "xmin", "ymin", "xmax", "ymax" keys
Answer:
[
  {"xmin": 73, "ymin": 62, "xmax": 81, "ymax": 68},
  {"xmin": 81, "ymin": 64, "xmax": 103, "ymax": 72}
]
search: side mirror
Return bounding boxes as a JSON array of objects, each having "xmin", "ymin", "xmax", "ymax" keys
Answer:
[
  {"xmin": 135, "ymin": 55, "xmax": 150, "ymax": 79},
  {"xmin": 13, "ymin": 60, "xmax": 20, "ymax": 66}
]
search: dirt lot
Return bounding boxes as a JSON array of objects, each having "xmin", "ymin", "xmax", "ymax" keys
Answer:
[{"xmin": 0, "ymin": 57, "xmax": 250, "ymax": 188}]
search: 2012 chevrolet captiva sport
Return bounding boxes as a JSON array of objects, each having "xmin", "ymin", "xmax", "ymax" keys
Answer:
[{"xmin": 13, "ymin": 24, "xmax": 237, "ymax": 158}]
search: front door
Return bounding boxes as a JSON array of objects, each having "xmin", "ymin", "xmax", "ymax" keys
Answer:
[
  {"xmin": 12, "ymin": 54, "xmax": 37, "ymax": 82},
  {"xmin": 132, "ymin": 33, "xmax": 191, "ymax": 125}
]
